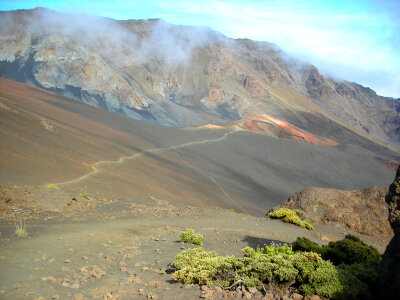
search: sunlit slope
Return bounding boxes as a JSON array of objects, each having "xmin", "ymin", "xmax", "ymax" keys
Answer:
[{"xmin": 0, "ymin": 79, "xmax": 395, "ymax": 215}]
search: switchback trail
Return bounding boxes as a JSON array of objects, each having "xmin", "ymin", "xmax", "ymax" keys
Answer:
[{"xmin": 55, "ymin": 128, "xmax": 248, "ymax": 214}]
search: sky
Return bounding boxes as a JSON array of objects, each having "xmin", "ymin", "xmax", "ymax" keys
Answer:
[{"xmin": 1, "ymin": 0, "xmax": 399, "ymax": 98}]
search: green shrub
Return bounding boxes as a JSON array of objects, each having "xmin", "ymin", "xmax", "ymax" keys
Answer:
[
  {"xmin": 292, "ymin": 235, "xmax": 381, "ymax": 268},
  {"xmin": 172, "ymin": 244, "xmax": 370, "ymax": 298},
  {"xmin": 179, "ymin": 229, "xmax": 204, "ymax": 246},
  {"xmin": 292, "ymin": 237, "xmax": 324, "ymax": 255},
  {"xmin": 258, "ymin": 244, "xmax": 293, "ymax": 256},
  {"xmin": 46, "ymin": 184, "xmax": 58, "ymax": 190},
  {"xmin": 172, "ymin": 248, "xmax": 242, "ymax": 286},
  {"xmin": 291, "ymin": 235, "xmax": 380, "ymax": 298},
  {"xmin": 292, "ymin": 252, "xmax": 368, "ymax": 299},
  {"xmin": 323, "ymin": 235, "xmax": 381, "ymax": 267},
  {"xmin": 268, "ymin": 208, "xmax": 314, "ymax": 230}
]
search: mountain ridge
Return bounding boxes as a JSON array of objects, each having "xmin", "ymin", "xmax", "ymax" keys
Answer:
[{"xmin": 0, "ymin": 7, "xmax": 399, "ymax": 151}]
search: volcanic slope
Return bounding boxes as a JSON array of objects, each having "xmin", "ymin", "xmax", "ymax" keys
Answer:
[
  {"xmin": 1, "ymin": 7, "xmax": 399, "ymax": 149},
  {"xmin": 0, "ymin": 78, "xmax": 395, "ymax": 215}
]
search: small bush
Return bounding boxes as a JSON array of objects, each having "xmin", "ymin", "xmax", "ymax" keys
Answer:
[
  {"xmin": 179, "ymin": 229, "xmax": 204, "ymax": 246},
  {"xmin": 292, "ymin": 235, "xmax": 381, "ymax": 267},
  {"xmin": 15, "ymin": 218, "xmax": 28, "ymax": 237},
  {"xmin": 291, "ymin": 235, "xmax": 380, "ymax": 299},
  {"xmin": 47, "ymin": 184, "xmax": 58, "ymax": 190},
  {"xmin": 258, "ymin": 244, "xmax": 293, "ymax": 256},
  {"xmin": 268, "ymin": 208, "xmax": 314, "ymax": 230},
  {"xmin": 323, "ymin": 235, "xmax": 381, "ymax": 267},
  {"xmin": 292, "ymin": 237, "xmax": 324, "ymax": 255}
]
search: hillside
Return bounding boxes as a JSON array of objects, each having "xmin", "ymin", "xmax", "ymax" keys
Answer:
[
  {"xmin": 0, "ymin": 78, "xmax": 395, "ymax": 216},
  {"xmin": 0, "ymin": 7, "xmax": 399, "ymax": 152}
]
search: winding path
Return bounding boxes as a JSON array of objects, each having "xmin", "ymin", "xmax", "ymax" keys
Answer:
[{"xmin": 56, "ymin": 128, "xmax": 248, "ymax": 213}]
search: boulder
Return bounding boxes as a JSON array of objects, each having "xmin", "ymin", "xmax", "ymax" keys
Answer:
[{"xmin": 278, "ymin": 187, "xmax": 392, "ymax": 237}]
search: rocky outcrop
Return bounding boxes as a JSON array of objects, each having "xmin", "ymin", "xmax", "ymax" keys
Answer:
[
  {"xmin": 379, "ymin": 166, "xmax": 400, "ymax": 298},
  {"xmin": 279, "ymin": 187, "xmax": 392, "ymax": 238}
]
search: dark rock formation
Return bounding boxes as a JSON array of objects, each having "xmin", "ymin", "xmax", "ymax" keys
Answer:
[
  {"xmin": 379, "ymin": 166, "xmax": 400, "ymax": 298},
  {"xmin": 278, "ymin": 187, "xmax": 392, "ymax": 238}
]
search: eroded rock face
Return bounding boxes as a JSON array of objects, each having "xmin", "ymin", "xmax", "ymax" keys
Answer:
[
  {"xmin": 379, "ymin": 166, "xmax": 400, "ymax": 298},
  {"xmin": 0, "ymin": 7, "xmax": 399, "ymax": 150},
  {"xmin": 279, "ymin": 187, "xmax": 392, "ymax": 238}
]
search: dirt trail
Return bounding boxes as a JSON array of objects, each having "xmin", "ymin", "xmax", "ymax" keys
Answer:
[
  {"xmin": 57, "ymin": 129, "xmax": 242, "ymax": 186},
  {"xmin": 0, "ymin": 198, "xmax": 389, "ymax": 300}
]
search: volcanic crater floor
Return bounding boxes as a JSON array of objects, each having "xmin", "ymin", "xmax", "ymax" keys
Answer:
[{"xmin": 0, "ymin": 191, "xmax": 391, "ymax": 300}]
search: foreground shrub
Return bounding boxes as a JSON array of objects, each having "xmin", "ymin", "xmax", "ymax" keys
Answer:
[
  {"xmin": 323, "ymin": 235, "xmax": 381, "ymax": 267},
  {"xmin": 268, "ymin": 208, "xmax": 314, "ymax": 230},
  {"xmin": 292, "ymin": 235, "xmax": 381, "ymax": 298},
  {"xmin": 292, "ymin": 235, "xmax": 381, "ymax": 267},
  {"xmin": 172, "ymin": 245, "xmax": 369, "ymax": 298},
  {"xmin": 292, "ymin": 237, "xmax": 324, "ymax": 255},
  {"xmin": 292, "ymin": 252, "xmax": 368, "ymax": 299},
  {"xmin": 179, "ymin": 229, "xmax": 204, "ymax": 246}
]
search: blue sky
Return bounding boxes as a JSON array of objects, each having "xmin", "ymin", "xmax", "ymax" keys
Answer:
[{"xmin": 1, "ymin": 0, "xmax": 399, "ymax": 98}]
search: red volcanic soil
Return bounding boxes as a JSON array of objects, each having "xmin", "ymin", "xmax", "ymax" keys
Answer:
[{"xmin": 233, "ymin": 114, "xmax": 339, "ymax": 147}]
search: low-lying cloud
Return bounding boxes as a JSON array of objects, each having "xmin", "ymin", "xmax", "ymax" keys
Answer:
[{"xmin": 2, "ymin": 7, "xmax": 219, "ymax": 67}]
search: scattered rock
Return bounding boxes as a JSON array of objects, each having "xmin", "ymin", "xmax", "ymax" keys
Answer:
[
  {"xmin": 138, "ymin": 289, "xmax": 144, "ymax": 296},
  {"xmin": 242, "ymin": 290, "xmax": 252, "ymax": 299},
  {"xmin": 148, "ymin": 281, "xmax": 163, "ymax": 289},
  {"xmin": 263, "ymin": 294, "xmax": 273, "ymax": 300},
  {"xmin": 147, "ymin": 293, "xmax": 158, "ymax": 299},
  {"xmin": 73, "ymin": 293, "xmax": 84, "ymax": 300},
  {"xmin": 119, "ymin": 278, "xmax": 129, "ymax": 286},
  {"xmin": 70, "ymin": 282, "xmax": 80, "ymax": 289},
  {"xmin": 304, "ymin": 296, "xmax": 320, "ymax": 300},
  {"xmin": 248, "ymin": 287, "xmax": 257, "ymax": 294},
  {"xmin": 200, "ymin": 290, "xmax": 214, "ymax": 298},
  {"xmin": 200, "ymin": 285, "xmax": 208, "ymax": 291},
  {"xmin": 64, "ymin": 259, "xmax": 71, "ymax": 263},
  {"xmin": 52, "ymin": 295, "xmax": 60, "ymax": 300},
  {"xmin": 119, "ymin": 261, "xmax": 127, "ymax": 268},
  {"xmin": 292, "ymin": 293, "xmax": 303, "ymax": 300}
]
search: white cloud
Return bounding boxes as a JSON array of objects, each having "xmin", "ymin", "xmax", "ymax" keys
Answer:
[{"xmin": 159, "ymin": 0, "xmax": 400, "ymax": 98}]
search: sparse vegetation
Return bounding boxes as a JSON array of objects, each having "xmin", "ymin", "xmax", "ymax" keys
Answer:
[
  {"xmin": 172, "ymin": 235, "xmax": 378, "ymax": 299},
  {"xmin": 268, "ymin": 208, "xmax": 314, "ymax": 230},
  {"xmin": 79, "ymin": 193, "xmax": 88, "ymax": 199},
  {"xmin": 292, "ymin": 235, "xmax": 381, "ymax": 267},
  {"xmin": 172, "ymin": 245, "xmax": 368, "ymax": 298},
  {"xmin": 14, "ymin": 218, "xmax": 28, "ymax": 237},
  {"xmin": 179, "ymin": 229, "xmax": 204, "ymax": 246},
  {"xmin": 292, "ymin": 235, "xmax": 381, "ymax": 297},
  {"xmin": 46, "ymin": 184, "xmax": 58, "ymax": 190}
]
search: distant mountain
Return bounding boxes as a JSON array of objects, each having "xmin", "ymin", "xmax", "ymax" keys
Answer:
[{"xmin": 0, "ymin": 7, "xmax": 399, "ymax": 153}]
